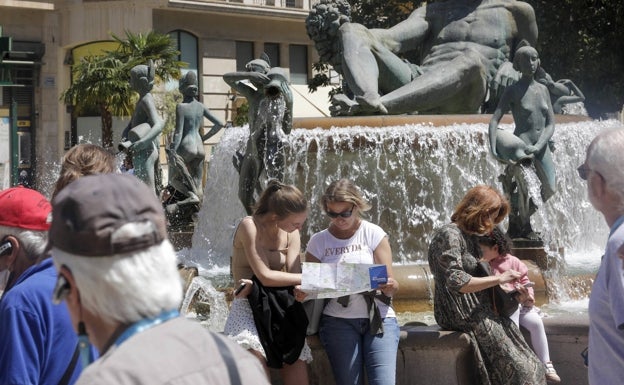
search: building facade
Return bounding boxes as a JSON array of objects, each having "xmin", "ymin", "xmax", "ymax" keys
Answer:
[{"xmin": 0, "ymin": 0, "xmax": 327, "ymax": 191}]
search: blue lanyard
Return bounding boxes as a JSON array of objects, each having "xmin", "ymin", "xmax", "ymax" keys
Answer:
[
  {"xmin": 609, "ymin": 216, "xmax": 624, "ymax": 238},
  {"xmin": 114, "ymin": 309, "xmax": 180, "ymax": 347}
]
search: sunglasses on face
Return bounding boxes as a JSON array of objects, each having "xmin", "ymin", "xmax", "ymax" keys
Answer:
[{"xmin": 326, "ymin": 204, "xmax": 355, "ymax": 219}]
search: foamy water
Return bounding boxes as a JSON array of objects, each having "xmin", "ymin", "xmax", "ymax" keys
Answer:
[{"xmin": 180, "ymin": 118, "xmax": 622, "ymax": 327}]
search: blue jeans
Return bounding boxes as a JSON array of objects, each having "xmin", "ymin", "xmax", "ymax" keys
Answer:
[{"xmin": 319, "ymin": 315, "xmax": 400, "ymax": 385}]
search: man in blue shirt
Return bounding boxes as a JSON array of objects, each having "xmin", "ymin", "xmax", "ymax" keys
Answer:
[
  {"xmin": 580, "ymin": 128, "xmax": 624, "ymax": 385},
  {"xmin": 0, "ymin": 186, "xmax": 85, "ymax": 385}
]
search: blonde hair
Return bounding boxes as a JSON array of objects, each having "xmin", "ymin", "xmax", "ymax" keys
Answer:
[
  {"xmin": 451, "ymin": 185, "xmax": 509, "ymax": 234},
  {"xmin": 321, "ymin": 179, "xmax": 371, "ymax": 214}
]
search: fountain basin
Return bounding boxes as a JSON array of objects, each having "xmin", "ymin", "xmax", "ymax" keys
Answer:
[
  {"xmin": 293, "ymin": 114, "xmax": 591, "ymax": 130},
  {"xmin": 392, "ymin": 261, "xmax": 547, "ymax": 313},
  {"xmin": 180, "ymin": 262, "xmax": 554, "ymax": 321}
]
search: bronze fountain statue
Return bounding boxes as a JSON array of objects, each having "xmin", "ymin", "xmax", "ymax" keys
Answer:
[{"xmin": 223, "ymin": 54, "xmax": 293, "ymax": 214}]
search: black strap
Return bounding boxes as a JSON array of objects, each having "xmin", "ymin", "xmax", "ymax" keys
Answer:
[
  {"xmin": 58, "ymin": 343, "xmax": 79, "ymax": 385},
  {"xmin": 337, "ymin": 291, "xmax": 392, "ymax": 335},
  {"xmin": 213, "ymin": 334, "xmax": 242, "ymax": 385}
]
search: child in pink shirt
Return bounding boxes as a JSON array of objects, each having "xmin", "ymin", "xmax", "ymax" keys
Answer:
[{"xmin": 477, "ymin": 227, "xmax": 561, "ymax": 383}]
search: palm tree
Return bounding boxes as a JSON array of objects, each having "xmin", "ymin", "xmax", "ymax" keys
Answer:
[
  {"xmin": 61, "ymin": 30, "xmax": 185, "ymax": 148},
  {"xmin": 111, "ymin": 30, "xmax": 185, "ymax": 84},
  {"xmin": 61, "ymin": 55, "xmax": 132, "ymax": 148}
]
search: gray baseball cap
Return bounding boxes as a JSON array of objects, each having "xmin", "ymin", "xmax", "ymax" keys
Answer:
[{"xmin": 49, "ymin": 173, "xmax": 167, "ymax": 257}]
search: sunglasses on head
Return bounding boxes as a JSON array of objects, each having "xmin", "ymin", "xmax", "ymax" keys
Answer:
[{"xmin": 326, "ymin": 204, "xmax": 355, "ymax": 219}]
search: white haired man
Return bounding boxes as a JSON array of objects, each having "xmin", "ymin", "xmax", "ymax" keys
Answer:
[
  {"xmin": 0, "ymin": 186, "xmax": 87, "ymax": 384},
  {"xmin": 579, "ymin": 128, "xmax": 624, "ymax": 384},
  {"xmin": 48, "ymin": 173, "xmax": 269, "ymax": 385}
]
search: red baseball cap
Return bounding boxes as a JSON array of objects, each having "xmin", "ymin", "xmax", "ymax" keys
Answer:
[{"xmin": 0, "ymin": 186, "xmax": 52, "ymax": 231}]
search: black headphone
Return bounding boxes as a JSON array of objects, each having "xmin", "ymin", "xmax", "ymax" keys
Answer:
[
  {"xmin": 52, "ymin": 274, "xmax": 71, "ymax": 305},
  {"xmin": 0, "ymin": 237, "xmax": 12, "ymax": 256}
]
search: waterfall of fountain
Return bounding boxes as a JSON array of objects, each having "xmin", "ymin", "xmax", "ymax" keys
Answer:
[
  {"xmin": 179, "ymin": 275, "xmax": 229, "ymax": 331},
  {"xmin": 190, "ymin": 119, "xmax": 619, "ymax": 272},
  {"xmin": 178, "ymin": 118, "xmax": 623, "ymax": 326}
]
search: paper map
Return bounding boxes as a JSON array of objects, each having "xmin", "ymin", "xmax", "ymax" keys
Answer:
[{"xmin": 301, "ymin": 262, "xmax": 388, "ymax": 299}]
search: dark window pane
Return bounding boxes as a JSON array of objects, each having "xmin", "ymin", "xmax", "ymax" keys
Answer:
[
  {"xmin": 289, "ymin": 45, "xmax": 308, "ymax": 84},
  {"xmin": 236, "ymin": 41, "xmax": 254, "ymax": 71},
  {"xmin": 179, "ymin": 32, "xmax": 198, "ymax": 72},
  {"xmin": 264, "ymin": 43, "xmax": 280, "ymax": 67}
]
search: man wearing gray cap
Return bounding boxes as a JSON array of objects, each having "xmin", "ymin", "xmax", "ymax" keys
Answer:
[{"xmin": 48, "ymin": 173, "xmax": 269, "ymax": 385}]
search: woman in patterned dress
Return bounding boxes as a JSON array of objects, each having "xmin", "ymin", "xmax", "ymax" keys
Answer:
[{"xmin": 427, "ymin": 185, "xmax": 546, "ymax": 385}]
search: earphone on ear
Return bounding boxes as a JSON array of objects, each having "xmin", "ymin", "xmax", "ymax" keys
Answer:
[
  {"xmin": 52, "ymin": 274, "xmax": 71, "ymax": 305},
  {"xmin": 0, "ymin": 237, "xmax": 12, "ymax": 256}
]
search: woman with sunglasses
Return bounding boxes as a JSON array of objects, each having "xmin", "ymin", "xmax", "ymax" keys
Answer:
[
  {"xmin": 224, "ymin": 179, "xmax": 311, "ymax": 385},
  {"xmin": 303, "ymin": 179, "xmax": 399, "ymax": 385},
  {"xmin": 427, "ymin": 185, "xmax": 546, "ymax": 384}
]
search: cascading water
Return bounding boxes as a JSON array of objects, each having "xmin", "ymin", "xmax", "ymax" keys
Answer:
[
  {"xmin": 179, "ymin": 275, "xmax": 229, "ymax": 332},
  {"xmin": 183, "ymin": 118, "xmax": 622, "ymax": 320},
  {"xmin": 191, "ymin": 119, "xmax": 617, "ymax": 266}
]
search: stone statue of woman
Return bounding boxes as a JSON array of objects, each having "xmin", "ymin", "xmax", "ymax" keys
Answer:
[
  {"xmin": 119, "ymin": 61, "xmax": 164, "ymax": 195},
  {"xmin": 488, "ymin": 45, "xmax": 556, "ymax": 240},
  {"xmin": 164, "ymin": 71, "xmax": 225, "ymax": 225}
]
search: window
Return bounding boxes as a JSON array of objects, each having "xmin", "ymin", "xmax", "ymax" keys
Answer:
[
  {"xmin": 264, "ymin": 43, "xmax": 280, "ymax": 68},
  {"xmin": 236, "ymin": 41, "xmax": 254, "ymax": 71},
  {"xmin": 168, "ymin": 31, "xmax": 198, "ymax": 90},
  {"xmin": 289, "ymin": 45, "xmax": 308, "ymax": 84}
]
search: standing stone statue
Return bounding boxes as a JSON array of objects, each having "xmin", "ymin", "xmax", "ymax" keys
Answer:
[
  {"xmin": 306, "ymin": 0, "xmax": 538, "ymax": 116},
  {"xmin": 488, "ymin": 46, "xmax": 556, "ymax": 240},
  {"xmin": 165, "ymin": 71, "xmax": 224, "ymax": 224},
  {"xmin": 119, "ymin": 61, "xmax": 164, "ymax": 194},
  {"xmin": 223, "ymin": 55, "xmax": 293, "ymax": 214}
]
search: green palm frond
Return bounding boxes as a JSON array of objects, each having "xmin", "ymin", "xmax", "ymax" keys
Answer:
[
  {"xmin": 61, "ymin": 55, "xmax": 135, "ymax": 117},
  {"xmin": 110, "ymin": 30, "xmax": 186, "ymax": 82}
]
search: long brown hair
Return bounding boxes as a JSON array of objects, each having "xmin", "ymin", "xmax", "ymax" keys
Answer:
[
  {"xmin": 52, "ymin": 144, "xmax": 117, "ymax": 199},
  {"xmin": 451, "ymin": 185, "xmax": 509, "ymax": 235},
  {"xmin": 253, "ymin": 179, "xmax": 307, "ymax": 218}
]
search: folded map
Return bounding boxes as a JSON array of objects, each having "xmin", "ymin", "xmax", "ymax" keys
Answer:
[{"xmin": 301, "ymin": 262, "xmax": 388, "ymax": 299}]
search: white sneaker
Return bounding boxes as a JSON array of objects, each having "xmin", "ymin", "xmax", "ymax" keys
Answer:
[{"xmin": 545, "ymin": 362, "xmax": 561, "ymax": 383}]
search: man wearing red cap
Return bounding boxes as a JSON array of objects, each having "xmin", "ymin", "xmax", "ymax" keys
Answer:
[{"xmin": 0, "ymin": 186, "xmax": 89, "ymax": 385}]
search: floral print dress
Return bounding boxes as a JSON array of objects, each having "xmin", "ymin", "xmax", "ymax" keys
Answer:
[{"xmin": 427, "ymin": 223, "xmax": 546, "ymax": 385}]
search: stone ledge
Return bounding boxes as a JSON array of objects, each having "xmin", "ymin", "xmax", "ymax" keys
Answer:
[
  {"xmin": 397, "ymin": 325, "xmax": 479, "ymax": 384},
  {"xmin": 271, "ymin": 314, "xmax": 589, "ymax": 385},
  {"xmin": 292, "ymin": 114, "xmax": 590, "ymax": 130}
]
